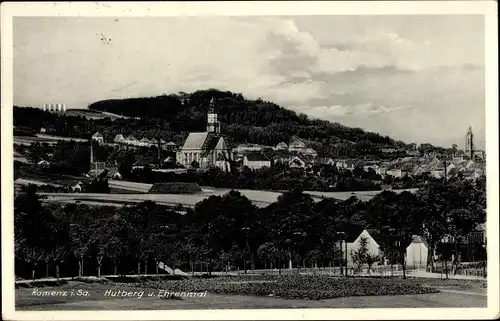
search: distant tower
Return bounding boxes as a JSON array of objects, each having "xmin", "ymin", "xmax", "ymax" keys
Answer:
[
  {"xmin": 465, "ymin": 126, "xmax": 475, "ymax": 159},
  {"xmin": 206, "ymin": 98, "xmax": 221, "ymax": 133}
]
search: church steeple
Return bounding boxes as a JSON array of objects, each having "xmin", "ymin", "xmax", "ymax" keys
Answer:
[
  {"xmin": 465, "ymin": 125, "xmax": 474, "ymax": 159},
  {"xmin": 207, "ymin": 97, "xmax": 220, "ymax": 133}
]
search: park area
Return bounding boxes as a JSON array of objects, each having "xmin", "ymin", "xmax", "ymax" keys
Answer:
[{"xmin": 15, "ymin": 275, "xmax": 487, "ymax": 310}]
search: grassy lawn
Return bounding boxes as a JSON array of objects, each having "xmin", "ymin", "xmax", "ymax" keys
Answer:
[{"xmin": 15, "ymin": 275, "xmax": 487, "ymax": 310}]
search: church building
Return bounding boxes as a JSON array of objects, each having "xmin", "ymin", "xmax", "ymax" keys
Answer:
[{"xmin": 176, "ymin": 98, "xmax": 232, "ymax": 171}]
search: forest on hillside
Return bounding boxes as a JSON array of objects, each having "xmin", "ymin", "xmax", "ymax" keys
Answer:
[
  {"xmin": 87, "ymin": 89, "xmax": 403, "ymax": 155},
  {"xmin": 14, "ymin": 89, "xmax": 435, "ymax": 158}
]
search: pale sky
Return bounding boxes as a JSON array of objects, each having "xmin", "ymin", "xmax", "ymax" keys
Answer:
[{"xmin": 13, "ymin": 16, "xmax": 485, "ymax": 148}]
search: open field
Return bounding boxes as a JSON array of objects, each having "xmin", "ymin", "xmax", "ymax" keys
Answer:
[
  {"xmin": 39, "ymin": 192, "xmax": 274, "ymax": 208},
  {"xmin": 14, "ymin": 134, "xmax": 88, "ymax": 146},
  {"xmin": 65, "ymin": 109, "xmax": 137, "ymax": 120},
  {"xmin": 15, "ymin": 176, "xmax": 419, "ymax": 208},
  {"xmin": 109, "ymin": 180, "xmax": 417, "ymax": 201},
  {"xmin": 15, "ymin": 173, "xmax": 90, "ymax": 187},
  {"xmin": 15, "ymin": 276, "xmax": 487, "ymax": 310}
]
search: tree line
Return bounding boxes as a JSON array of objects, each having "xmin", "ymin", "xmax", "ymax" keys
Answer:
[{"xmin": 14, "ymin": 177, "xmax": 486, "ymax": 280}]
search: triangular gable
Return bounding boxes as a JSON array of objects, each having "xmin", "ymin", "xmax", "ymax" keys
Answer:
[
  {"xmin": 354, "ymin": 229, "xmax": 380, "ymax": 248},
  {"xmin": 215, "ymin": 137, "xmax": 227, "ymax": 150}
]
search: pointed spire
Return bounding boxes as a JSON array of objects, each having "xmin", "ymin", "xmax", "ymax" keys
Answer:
[{"xmin": 208, "ymin": 97, "xmax": 216, "ymax": 113}]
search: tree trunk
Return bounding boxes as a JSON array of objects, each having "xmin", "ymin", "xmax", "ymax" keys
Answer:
[
  {"xmin": 445, "ymin": 258, "xmax": 449, "ymax": 280},
  {"xmin": 78, "ymin": 259, "xmax": 82, "ymax": 277},
  {"xmin": 114, "ymin": 262, "xmax": 118, "ymax": 276},
  {"xmin": 402, "ymin": 250, "xmax": 406, "ymax": 279},
  {"xmin": 32, "ymin": 268, "xmax": 36, "ymax": 281},
  {"xmin": 155, "ymin": 260, "xmax": 159, "ymax": 276},
  {"xmin": 137, "ymin": 262, "xmax": 140, "ymax": 277},
  {"xmin": 428, "ymin": 241, "xmax": 435, "ymax": 273},
  {"xmin": 97, "ymin": 265, "xmax": 101, "ymax": 278},
  {"xmin": 145, "ymin": 262, "xmax": 148, "ymax": 275},
  {"xmin": 45, "ymin": 262, "xmax": 49, "ymax": 278},
  {"xmin": 56, "ymin": 264, "xmax": 60, "ymax": 280},
  {"xmin": 454, "ymin": 238, "xmax": 461, "ymax": 275}
]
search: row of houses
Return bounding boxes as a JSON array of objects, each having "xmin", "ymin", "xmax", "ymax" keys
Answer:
[
  {"xmin": 235, "ymin": 140, "xmax": 318, "ymax": 158},
  {"xmin": 92, "ymin": 132, "xmax": 178, "ymax": 151},
  {"xmin": 233, "ymin": 150, "xmax": 484, "ymax": 181}
]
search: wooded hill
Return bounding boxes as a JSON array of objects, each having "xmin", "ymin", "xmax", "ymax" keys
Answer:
[
  {"xmin": 88, "ymin": 89, "xmax": 405, "ymax": 156},
  {"xmin": 15, "ymin": 89, "xmax": 411, "ymax": 158}
]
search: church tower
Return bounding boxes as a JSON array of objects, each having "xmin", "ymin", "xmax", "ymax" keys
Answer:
[
  {"xmin": 206, "ymin": 98, "xmax": 221, "ymax": 133},
  {"xmin": 465, "ymin": 126, "xmax": 474, "ymax": 159}
]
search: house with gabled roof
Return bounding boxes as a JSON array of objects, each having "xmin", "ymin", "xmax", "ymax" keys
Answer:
[
  {"xmin": 92, "ymin": 132, "xmax": 104, "ymax": 144},
  {"xmin": 164, "ymin": 141, "xmax": 177, "ymax": 151},
  {"xmin": 113, "ymin": 134, "xmax": 125, "ymax": 144},
  {"xmin": 243, "ymin": 152, "xmax": 271, "ymax": 170},
  {"xmin": 299, "ymin": 147, "xmax": 318, "ymax": 159},
  {"xmin": 376, "ymin": 163, "xmax": 389, "ymax": 176},
  {"xmin": 344, "ymin": 229, "xmax": 383, "ymax": 268},
  {"xmin": 275, "ymin": 142, "xmax": 288, "ymax": 150},
  {"xmin": 139, "ymin": 137, "xmax": 151, "ymax": 146},
  {"xmin": 289, "ymin": 155, "xmax": 313, "ymax": 169},
  {"xmin": 289, "ymin": 139, "xmax": 306, "ymax": 152}
]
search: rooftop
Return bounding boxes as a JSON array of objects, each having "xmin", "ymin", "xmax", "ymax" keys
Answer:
[{"xmin": 245, "ymin": 153, "xmax": 270, "ymax": 162}]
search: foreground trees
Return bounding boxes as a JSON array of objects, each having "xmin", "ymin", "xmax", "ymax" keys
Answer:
[{"xmin": 14, "ymin": 178, "xmax": 486, "ymax": 279}]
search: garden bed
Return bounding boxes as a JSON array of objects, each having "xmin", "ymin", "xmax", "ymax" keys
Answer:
[{"xmin": 142, "ymin": 275, "xmax": 440, "ymax": 300}]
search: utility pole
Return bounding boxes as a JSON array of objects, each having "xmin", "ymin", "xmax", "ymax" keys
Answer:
[
  {"xmin": 157, "ymin": 135, "xmax": 162, "ymax": 169},
  {"xmin": 443, "ymin": 159, "xmax": 447, "ymax": 183},
  {"xmin": 345, "ymin": 238, "xmax": 348, "ymax": 276}
]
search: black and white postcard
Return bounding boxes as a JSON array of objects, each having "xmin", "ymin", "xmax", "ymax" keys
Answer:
[{"xmin": 1, "ymin": 1, "xmax": 498, "ymax": 320}]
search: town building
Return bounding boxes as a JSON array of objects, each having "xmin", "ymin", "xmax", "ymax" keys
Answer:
[
  {"xmin": 344, "ymin": 229, "xmax": 382, "ymax": 267},
  {"xmin": 92, "ymin": 132, "xmax": 104, "ymax": 144},
  {"xmin": 289, "ymin": 139, "xmax": 306, "ymax": 152},
  {"xmin": 243, "ymin": 153, "xmax": 271, "ymax": 170},
  {"xmin": 236, "ymin": 144, "xmax": 263, "ymax": 153},
  {"xmin": 176, "ymin": 98, "xmax": 232, "ymax": 171},
  {"xmin": 406, "ymin": 235, "xmax": 429, "ymax": 269},
  {"xmin": 275, "ymin": 142, "xmax": 288, "ymax": 151}
]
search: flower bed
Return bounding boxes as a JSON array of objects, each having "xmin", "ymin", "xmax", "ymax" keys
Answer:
[{"xmin": 144, "ymin": 275, "xmax": 439, "ymax": 300}]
